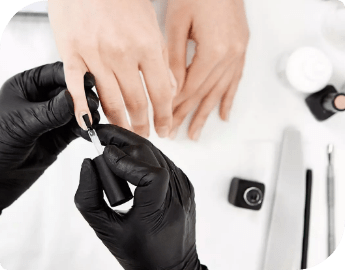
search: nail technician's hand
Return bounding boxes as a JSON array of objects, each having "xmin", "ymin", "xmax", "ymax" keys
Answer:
[
  {"xmin": 75, "ymin": 125, "xmax": 207, "ymax": 270},
  {"xmin": 0, "ymin": 62, "xmax": 100, "ymax": 214},
  {"xmin": 48, "ymin": 0, "xmax": 176, "ymax": 138},
  {"xmin": 166, "ymin": 0, "xmax": 249, "ymax": 140}
]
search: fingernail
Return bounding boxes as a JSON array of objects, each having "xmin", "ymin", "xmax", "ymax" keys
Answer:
[
  {"xmin": 157, "ymin": 126, "xmax": 170, "ymax": 138},
  {"xmin": 79, "ymin": 112, "xmax": 89, "ymax": 131},
  {"xmin": 169, "ymin": 127, "xmax": 178, "ymax": 140},
  {"xmin": 192, "ymin": 128, "xmax": 202, "ymax": 141},
  {"xmin": 169, "ymin": 69, "xmax": 178, "ymax": 97}
]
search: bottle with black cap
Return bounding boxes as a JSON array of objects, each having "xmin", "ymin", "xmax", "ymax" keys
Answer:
[
  {"xmin": 305, "ymin": 85, "xmax": 345, "ymax": 121},
  {"xmin": 83, "ymin": 114, "xmax": 133, "ymax": 207}
]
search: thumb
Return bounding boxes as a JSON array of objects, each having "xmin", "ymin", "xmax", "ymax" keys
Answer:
[
  {"xmin": 104, "ymin": 145, "xmax": 169, "ymax": 212},
  {"xmin": 30, "ymin": 90, "xmax": 74, "ymax": 137},
  {"xmin": 75, "ymin": 159, "xmax": 117, "ymax": 230},
  {"xmin": 166, "ymin": 17, "xmax": 190, "ymax": 95},
  {"xmin": 75, "ymin": 159, "xmax": 110, "ymax": 212}
]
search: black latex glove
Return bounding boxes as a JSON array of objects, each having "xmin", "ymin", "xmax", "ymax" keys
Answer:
[
  {"xmin": 0, "ymin": 62, "xmax": 100, "ymax": 214},
  {"xmin": 75, "ymin": 124, "xmax": 207, "ymax": 270}
]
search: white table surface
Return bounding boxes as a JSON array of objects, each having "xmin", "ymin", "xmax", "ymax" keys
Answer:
[{"xmin": 0, "ymin": 0, "xmax": 344, "ymax": 269}]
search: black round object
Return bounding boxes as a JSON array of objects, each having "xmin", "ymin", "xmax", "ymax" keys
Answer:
[
  {"xmin": 243, "ymin": 187, "xmax": 263, "ymax": 207},
  {"xmin": 94, "ymin": 154, "xmax": 133, "ymax": 207}
]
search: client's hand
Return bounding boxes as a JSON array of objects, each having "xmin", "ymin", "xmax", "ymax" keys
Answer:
[
  {"xmin": 75, "ymin": 125, "xmax": 207, "ymax": 270},
  {"xmin": 0, "ymin": 62, "xmax": 99, "ymax": 214}
]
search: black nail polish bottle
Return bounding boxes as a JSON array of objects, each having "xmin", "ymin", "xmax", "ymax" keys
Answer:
[
  {"xmin": 83, "ymin": 115, "xmax": 133, "ymax": 207},
  {"xmin": 305, "ymin": 85, "xmax": 345, "ymax": 121}
]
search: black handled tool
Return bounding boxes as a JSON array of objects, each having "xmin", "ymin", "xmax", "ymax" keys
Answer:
[{"xmin": 301, "ymin": 169, "xmax": 313, "ymax": 269}]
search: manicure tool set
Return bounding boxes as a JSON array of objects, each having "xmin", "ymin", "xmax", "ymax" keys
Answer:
[{"xmin": 229, "ymin": 128, "xmax": 338, "ymax": 269}]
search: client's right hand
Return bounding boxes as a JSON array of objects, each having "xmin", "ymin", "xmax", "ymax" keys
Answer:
[{"xmin": 75, "ymin": 125, "xmax": 207, "ymax": 270}]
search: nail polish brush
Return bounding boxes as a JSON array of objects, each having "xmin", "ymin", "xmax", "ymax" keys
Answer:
[{"xmin": 83, "ymin": 115, "xmax": 133, "ymax": 207}]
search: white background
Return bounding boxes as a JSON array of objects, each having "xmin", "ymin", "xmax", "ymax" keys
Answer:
[{"xmin": 0, "ymin": 0, "xmax": 345, "ymax": 269}]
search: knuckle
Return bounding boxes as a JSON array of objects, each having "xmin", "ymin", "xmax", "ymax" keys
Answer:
[
  {"xmin": 129, "ymin": 144, "xmax": 150, "ymax": 158},
  {"xmin": 153, "ymin": 168, "xmax": 169, "ymax": 183},
  {"xmin": 103, "ymin": 108, "xmax": 122, "ymax": 123},
  {"xmin": 64, "ymin": 62, "xmax": 80, "ymax": 74},
  {"xmin": 126, "ymin": 99, "xmax": 148, "ymax": 113},
  {"xmin": 82, "ymin": 41, "xmax": 99, "ymax": 52},
  {"xmin": 212, "ymin": 43, "xmax": 229, "ymax": 58},
  {"xmin": 137, "ymin": 143, "xmax": 151, "ymax": 153},
  {"xmin": 139, "ymin": 40, "xmax": 161, "ymax": 59},
  {"xmin": 139, "ymin": 39, "xmax": 157, "ymax": 52},
  {"xmin": 152, "ymin": 87, "xmax": 174, "ymax": 103},
  {"xmin": 110, "ymin": 43, "xmax": 128, "ymax": 57},
  {"xmin": 133, "ymin": 125, "xmax": 150, "ymax": 138},
  {"xmin": 154, "ymin": 115, "xmax": 172, "ymax": 127},
  {"xmin": 231, "ymin": 41, "xmax": 247, "ymax": 55},
  {"xmin": 128, "ymin": 148, "xmax": 141, "ymax": 159}
]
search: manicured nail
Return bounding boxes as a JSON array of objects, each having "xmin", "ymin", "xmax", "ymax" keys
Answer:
[
  {"xmin": 169, "ymin": 127, "xmax": 178, "ymax": 140},
  {"xmin": 79, "ymin": 112, "xmax": 89, "ymax": 131},
  {"xmin": 82, "ymin": 114, "xmax": 92, "ymax": 129},
  {"xmin": 192, "ymin": 128, "xmax": 202, "ymax": 141},
  {"xmin": 157, "ymin": 126, "xmax": 170, "ymax": 138}
]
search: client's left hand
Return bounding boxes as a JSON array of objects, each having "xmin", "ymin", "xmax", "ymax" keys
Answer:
[
  {"xmin": 167, "ymin": 0, "xmax": 249, "ymax": 140},
  {"xmin": 0, "ymin": 62, "xmax": 99, "ymax": 214}
]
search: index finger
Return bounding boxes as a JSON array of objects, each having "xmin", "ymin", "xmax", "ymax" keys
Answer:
[
  {"xmin": 19, "ymin": 62, "xmax": 96, "ymax": 101},
  {"xmin": 80, "ymin": 124, "xmax": 168, "ymax": 168},
  {"xmin": 92, "ymin": 124, "xmax": 148, "ymax": 148}
]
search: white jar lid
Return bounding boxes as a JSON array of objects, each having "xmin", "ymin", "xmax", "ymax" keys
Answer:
[{"xmin": 286, "ymin": 47, "xmax": 333, "ymax": 93}]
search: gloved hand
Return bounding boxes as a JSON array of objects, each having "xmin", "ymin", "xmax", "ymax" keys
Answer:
[
  {"xmin": 75, "ymin": 125, "xmax": 207, "ymax": 270},
  {"xmin": 0, "ymin": 62, "xmax": 100, "ymax": 214}
]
